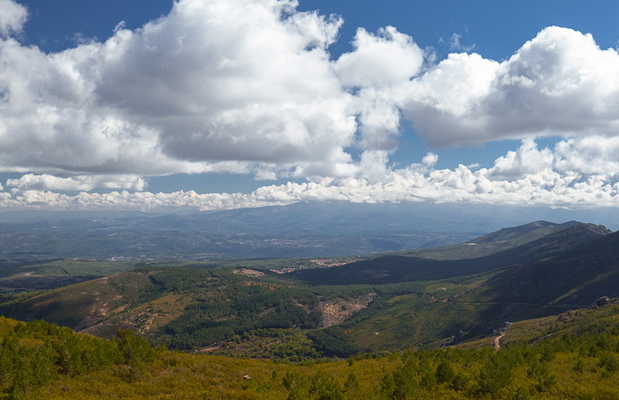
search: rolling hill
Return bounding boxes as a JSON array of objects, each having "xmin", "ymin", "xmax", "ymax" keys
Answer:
[{"xmin": 0, "ymin": 267, "xmax": 378, "ymax": 357}]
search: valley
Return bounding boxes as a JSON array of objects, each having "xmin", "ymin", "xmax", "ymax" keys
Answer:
[{"xmin": 1, "ymin": 219, "xmax": 619, "ymax": 361}]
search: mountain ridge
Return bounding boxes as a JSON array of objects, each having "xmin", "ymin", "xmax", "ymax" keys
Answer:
[{"xmin": 292, "ymin": 220, "xmax": 611, "ymax": 285}]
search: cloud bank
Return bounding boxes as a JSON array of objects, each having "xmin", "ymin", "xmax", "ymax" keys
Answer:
[
  {"xmin": 6, "ymin": 174, "xmax": 146, "ymax": 192},
  {"xmin": 3, "ymin": 138, "xmax": 619, "ymax": 211},
  {"xmin": 1, "ymin": 0, "xmax": 619, "ymax": 210}
]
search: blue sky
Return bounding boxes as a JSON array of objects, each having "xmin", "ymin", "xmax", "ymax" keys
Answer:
[
  {"xmin": 1, "ymin": 0, "xmax": 619, "ymax": 211},
  {"xmin": 18, "ymin": 1, "xmax": 619, "ymax": 59}
]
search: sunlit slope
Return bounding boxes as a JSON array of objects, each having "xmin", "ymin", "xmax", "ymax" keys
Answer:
[
  {"xmin": 0, "ymin": 268, "xmax": 379, "ymax": 356},
  {"xmin": 2, "ymin": 309, "xmax": 619, "ymax": 400}
]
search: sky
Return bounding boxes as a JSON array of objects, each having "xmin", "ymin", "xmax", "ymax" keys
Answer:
[{"xmin": 1, "ymin": 0, "xmax": 619, "ymax": 212}]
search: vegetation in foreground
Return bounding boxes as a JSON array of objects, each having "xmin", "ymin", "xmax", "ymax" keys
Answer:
[{"xmin": 2, "ymin": 302, "xmax": 619, "ymax": 400}]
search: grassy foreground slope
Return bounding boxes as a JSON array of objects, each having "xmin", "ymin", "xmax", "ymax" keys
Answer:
[{"xmin": 2, "ymin": 301, "xmax": 619, "ymax": 400}]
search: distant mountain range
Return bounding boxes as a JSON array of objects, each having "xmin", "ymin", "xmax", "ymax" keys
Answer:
[{"xmin": 1, "ymin": 201, "xmax": 617, "ymax": 261}]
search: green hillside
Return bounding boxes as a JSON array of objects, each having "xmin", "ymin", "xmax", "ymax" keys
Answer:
[
  {"xmin": 0, "ymin": 264, "xmax": 504, "ymax": 357},
  {"xmin": 2, "ymin": 302, "xmax": 619, "ymax": 399},
  {"xmin": 0, "ymin": 267, "xmax": 381, "ymax": 358}
]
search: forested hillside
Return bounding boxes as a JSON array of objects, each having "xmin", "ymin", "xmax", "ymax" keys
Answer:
[
  {"xmin": 2, "ymin": 302, "xmax": 619, "ymax": 399},
  {"xmin": 0, "ymin": 317, "xmax": 155, "ymax": 399}
]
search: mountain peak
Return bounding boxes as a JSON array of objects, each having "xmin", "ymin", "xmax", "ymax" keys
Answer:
[
  {"xmin": 474, "ymin": 220, "xmax": 558, "ymax": 244},
  {"xmin": 559, "ymin": 221, "xmax": 612, "ymax": 235}
]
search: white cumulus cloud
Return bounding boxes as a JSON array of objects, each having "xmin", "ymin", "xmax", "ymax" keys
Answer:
[
  {"xmin": 335, "ymin": 26, "xmax": 424, "ymax": 88},
  {"xmin": 334, "ymin": 26, "xmax": 424, "ymax": 153},
  {"xmin": 400, "ymin": 26, "xmax": 619, "ymax": 146},
  {"xmin": 422, "ymin": 153, "xmax": 439, "ymax": 167},
  {"xmin": 0, "ymin": 0, "xmax": 26, "ymax": 37},
  {"xmin": 0, "ymin": 0, "xmax": 357, "ymax": 180},
  {"xmin": 6, "ymin": 174, "xmax": 145, "ymax": 192}
]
